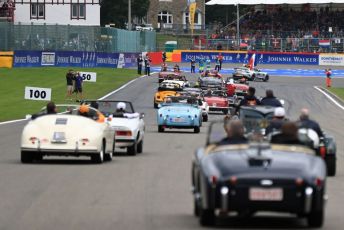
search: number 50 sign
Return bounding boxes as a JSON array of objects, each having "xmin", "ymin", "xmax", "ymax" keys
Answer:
[
  {"xmin": 79, "ymin": 72, "xmax": 97, "ymax": 82},
  {"xmin": 24, "ymin": 86, "xmax": 52, "ymax": 101}
]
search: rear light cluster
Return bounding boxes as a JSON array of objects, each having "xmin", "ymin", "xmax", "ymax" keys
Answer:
[
  {"xmin": 295, "ymin": 178, "xmax": 304, "ymax": 186},
  {"xmin": 80, "ymin": 138, "xmax": 89, "ymax": 146},
  {"xmin": 29, "ymin": 137, "xmax": 38, "ymax": 144},
  {"xmin": 116, "ymin": 130, "xmax": 132, "ymax": 136},
  {"xmin": 315, "ymin": 178, "xmax": 324, "ymax": 187}
]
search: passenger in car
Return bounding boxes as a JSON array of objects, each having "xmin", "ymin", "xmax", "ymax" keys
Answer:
[{"xmin": 270, "ymin": 122, "xmax": 304, "ymax": 145}]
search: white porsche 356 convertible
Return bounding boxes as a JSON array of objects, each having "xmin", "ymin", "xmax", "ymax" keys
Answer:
[
  {"xmin": 85, "ymin": 100, "xmax": 145, "ymax": 156},
  {"xmin": 21, "ymin": 105, "xmax": 115, "ymax": 163}
]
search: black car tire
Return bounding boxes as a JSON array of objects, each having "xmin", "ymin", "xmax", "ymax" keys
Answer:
[
  {"xmin": 202, "ymin": 115, "xmax": 208, "ymax": 122},
  {"xmin": 326, "ymin": 155, "xmax": 336, "ymax": 176},
  {"xmin": 35, "ymin": 153, "xmax": 43, "ymax": 161},
  {"xmin": 307, "ymin": 209, "xmax": 324, "ymax": 228},
  {"xmin": 194, "ymin": 126, "xmax": 200, "ymax": 133},
  {"xmin": 200, "ymin": 208, "xmax": 215, "ymax": 226},
  {"xmin": 21, "ymin": 151, "xmax": 34, "ymax": 163},
  {"xmin": 194, "ymin": 197, "xmax": 200, "ymax": 217},
  {"xmin": 222, "ymin": 109, "xmax": 228, "ymax": 114},
  {"xmin": 91, "ymin": 144, "xmax": 104, "ymax": 164},
  {"xmin": 104, "ymin": 143, "xmax": 113, "ymax": 161},
  {"xmin": 251, "ymin": 74, "xmax": 255, "ymax": 81},
  {"xmin": 158, "ymin": 126, "xmax": 164, "ymax": 133},
  {"xmin": 127, "ymin": 142, "xmax": 137, "ymax": 156},
  {"xmin": 137, "ymin": 139, "xmax": 143, "ymax": 153},
  {"xmin": 264, "ymin": 75, "xmax": 269, "ymax": 82},
  {"xmin": 154, "ymin": 102, "xmax": 158, "ymax": 109}
]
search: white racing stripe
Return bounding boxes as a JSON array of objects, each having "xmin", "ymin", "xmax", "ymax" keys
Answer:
[
  {"xmin": 314, "ymin": 86, "xmax": 344, "ymax": 110},
  {"xmin": 0, "ymin": 73, "xmax": 155, "ymax": 126}
]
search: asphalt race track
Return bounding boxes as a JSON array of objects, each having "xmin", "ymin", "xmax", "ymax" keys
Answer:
[{"xmin": 0, "ymin": 67, "xmax": 343, "ymax": 229}]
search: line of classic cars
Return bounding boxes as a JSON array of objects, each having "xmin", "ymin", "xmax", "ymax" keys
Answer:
[
  {"xmin": 21, "ymin": 101, "xmax": 146, "ymax": 163},
  {"xmin": 20, "ymin": 64, "xmax": 337, "ymax": 228}
]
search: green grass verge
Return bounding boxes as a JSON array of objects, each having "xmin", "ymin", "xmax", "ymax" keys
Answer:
[
  {"xmin": 0, "ymin": 67, "xmax": 139, "ymax": 122},
  {"xmin": 328, "ymin": 87, "xmax": 344, "ymax": 101}
]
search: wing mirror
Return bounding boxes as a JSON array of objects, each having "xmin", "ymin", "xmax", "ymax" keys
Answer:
[
  {"xmin": 279, "ymin": 99, "xmax": 285, "ymax": 106},
  {"xmin": 140, "ymin": 113, "xmax": 145, "ymax": 119},
  {"xmin": 25, "ymin": 114, "xmax": 32, "ymax": 119}
]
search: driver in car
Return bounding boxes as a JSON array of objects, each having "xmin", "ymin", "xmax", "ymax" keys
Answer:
[
  {"xmin": 113, "ymin": 102, "xmax": 139, "ymax": 119},
  {"xmin": 217, "ymin": 118, "xmax": 248, "ymax": 145}
]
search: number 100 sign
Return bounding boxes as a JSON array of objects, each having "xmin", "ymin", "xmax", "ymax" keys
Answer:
[{"xmin": 24, "ymin": 86, "xmax": 52, "ymax": 101}]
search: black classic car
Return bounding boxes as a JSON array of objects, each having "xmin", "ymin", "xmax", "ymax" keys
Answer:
[{"xmin": 191, "ymin": 121, "xmax": 328, "ymax": 228}]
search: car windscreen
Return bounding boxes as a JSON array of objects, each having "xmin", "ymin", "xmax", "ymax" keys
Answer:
[
  {"xmin": 239, "ymin": 109, "xmax": 273, "ymax": 133},
  {"xmin": 96, "ymin": 101, "xmax": 134, "ymax": 115}
]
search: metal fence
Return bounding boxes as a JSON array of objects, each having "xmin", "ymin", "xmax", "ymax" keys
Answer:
[{"xmin": 0, "ymin": 22, "xmax": 156, "ymax": 52}]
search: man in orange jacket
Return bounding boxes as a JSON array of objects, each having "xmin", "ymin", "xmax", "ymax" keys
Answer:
[{"xmin": 325, "ymin": 68, "xmax": 332, "ymax": 87}]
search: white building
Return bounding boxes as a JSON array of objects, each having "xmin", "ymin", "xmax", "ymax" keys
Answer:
[{"xmin": 13, "ymin": 0, "xmax": 100, "ymax": 25}]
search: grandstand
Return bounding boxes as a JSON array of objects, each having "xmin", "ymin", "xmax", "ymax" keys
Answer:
[{"xmin": 208, "ymin": 3, "xmax": 344, "ymax": 53}]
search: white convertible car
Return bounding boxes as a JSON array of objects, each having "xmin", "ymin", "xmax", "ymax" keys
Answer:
[
  {"xmin": 86, "ymin": 100, "xmax": 145, "ymax": 156},
  {"xmin": 21, "ymin": 105, "xmax": 115, "ymax": 163}
]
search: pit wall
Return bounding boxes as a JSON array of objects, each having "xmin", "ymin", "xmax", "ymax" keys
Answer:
[{"xmin": 4, "ymin": 50, "xmax": 344, "ymax": 68}]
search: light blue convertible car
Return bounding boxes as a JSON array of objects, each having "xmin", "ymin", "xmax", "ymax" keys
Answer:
[{"xmin": 157, "ymin": 96, "xmax": 202, "ymax": 133}]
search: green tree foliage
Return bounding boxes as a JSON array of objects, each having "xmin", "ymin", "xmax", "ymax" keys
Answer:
[
  {"xmin": 205, "ymin": 1, "xmax": 249, "ymax": 26},
  {"xmin": 100, "ymin": 0, "xmax": 150, "ymax": 28}
]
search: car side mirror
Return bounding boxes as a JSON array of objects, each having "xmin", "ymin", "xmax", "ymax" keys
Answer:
[
  {"xmin": 140, "ymin": 113, "xmax": 145, "ymax": 119},
  {"xmin": 158, "ymin": 104, "xmax": 162, "ymax": 108},
  {"xmin": 279, "ymin": 99, "xmax": 285, "ymax": 106},
  {"xmin": 25, "ymin": 114, "xmax": 32, "ymax": 119}
]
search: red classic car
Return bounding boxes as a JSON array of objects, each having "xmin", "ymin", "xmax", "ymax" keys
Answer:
[{"xmin": 203, "ymin": 90, "xmax": 229, "ymax": 114}]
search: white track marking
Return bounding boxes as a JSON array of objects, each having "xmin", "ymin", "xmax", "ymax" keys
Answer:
[
  {"xmin": 314, "ymin": 86, "xmax": 344, "ymax": 110},
  {"xmin": 0, "ymin": 73, "xmax": 155, "ymax": 126}
]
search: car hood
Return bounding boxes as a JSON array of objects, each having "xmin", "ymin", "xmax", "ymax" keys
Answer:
[
  {"xmin": 202, "ymin": 149, "xmax": 325, "ymax": 180},
  {"xmin": 204, "ymin": 97, "xmax": 227, "ymax": 103},
  {"xmin": 109, "ymin": 117, "xmax": 139, "ymax": 129},
  {"xmin": 158, "ymin": 105, "xmax": 199, "ymax": 115},
  {"xmin": 155, "ymin": 91, "xmax": 179, "ymax": 97},
  {"xmin": 234, "ymin": 84, "xmax": 249, "ymax": 90}
]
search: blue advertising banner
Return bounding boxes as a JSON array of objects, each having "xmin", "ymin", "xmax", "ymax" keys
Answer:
[
  {"xmin": 13, "ymin": 51, "xmax": 120, "ymax": 68},
  {"xmin": 181, "ymin": 52, "xmax": 319, "ymax": 65},
  {"xmin": 181, "ymin": 52, "xmax": 250, "ymax": 64},
  {"xmin": 255, "ymin": 53, "xmax": 319, "ymax": 65},
  {"xmin": 13, "ymin": 51, "xmax": 42, "ymax": 67},
  {"xmin": 117, "ymin": 52, "xmax": 139, "ymax": 68}
]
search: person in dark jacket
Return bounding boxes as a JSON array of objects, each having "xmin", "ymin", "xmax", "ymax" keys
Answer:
[
  {"xmin": 137, "ymin": 54, "xmax": 143, "ymax": 75},
  {"xmin": 270, "ymin": 122, "xmax": 304, "ymax": 145},
  {"xmin": 298, "ymin": 108, "xmax": 324, "ymax": 138},
  {"xmin": 260, "ymin": 89, "xmax": 282, "ymax": 107},
  {"xmin": 235, "ymin": 87, "xmax": 261, "ymax": 114},
  {"xmin": 265, "ymin": 107, "xmax": 286, "ymax": 136},
  {"xmin": 218, "ymin": 118, "xmax": 248, "ymax": 145}
]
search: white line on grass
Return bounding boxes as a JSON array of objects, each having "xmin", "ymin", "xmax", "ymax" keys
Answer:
[
  {"xmin": 314, "ymin": 86, "xmax": 344, "ymax": 110},
  {"xmin": 0, "ymin": 73, "xmax": 154, "ymax": 126}
]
